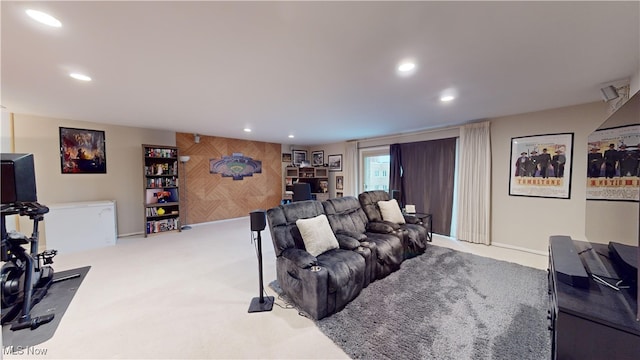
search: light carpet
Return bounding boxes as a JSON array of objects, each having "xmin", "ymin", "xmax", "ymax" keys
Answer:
[{"xmin": 273, "ymin": 245, "xmax": 550, "ymax": 359}]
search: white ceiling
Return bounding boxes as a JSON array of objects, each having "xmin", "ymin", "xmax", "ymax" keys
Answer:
[{"xmin": 2, "ymin": 1, "xmax": 639, "ymax": 145}]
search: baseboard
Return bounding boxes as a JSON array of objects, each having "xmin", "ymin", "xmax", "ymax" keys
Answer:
[
  {"xmin": 118, "ymin": 232, "xmax": 144, "ymax": 238},
  {"xmin": 189, "ymin": 216, "xmax": 248, "ymax": 227},
  {"xmin": 491, "ymin": 242, "xmax": 548, "ymax": 256}
]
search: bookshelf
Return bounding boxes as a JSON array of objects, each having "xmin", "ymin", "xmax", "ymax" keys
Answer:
[
  {"xmin": 284, "ymin": 166, "xmax": 330, "ymax": 201},
  {"xmin": 142, "ymin": 144, "xmax": 181, "ymax": 236}
]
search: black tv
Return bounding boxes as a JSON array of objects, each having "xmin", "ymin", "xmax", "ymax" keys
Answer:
[{"xmin": 1, "ymin": 153, "xmax": 38, "ymax": 204}]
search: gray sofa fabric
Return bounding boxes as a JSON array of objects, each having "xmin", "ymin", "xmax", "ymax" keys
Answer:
[
  {"xmin": 267, "ymin": 200, "xmax": 367, "ymax": 320},
  {"xmin": 322, "ymin": 196, "xmax": 404, "ymax": 280},
  {"xmin": 358, "ymin": 190, "xmax": 428, "ymax": 259}
]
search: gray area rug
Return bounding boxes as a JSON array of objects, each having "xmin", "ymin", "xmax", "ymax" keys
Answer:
[{"xmin": 271, "ymin": 245, "xmax": 550, "ymax": 360}]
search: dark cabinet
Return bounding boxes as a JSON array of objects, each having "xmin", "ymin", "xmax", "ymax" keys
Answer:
[{"xmin": 548, "ymin": 239, "xmax": 640, "ymax": 359}]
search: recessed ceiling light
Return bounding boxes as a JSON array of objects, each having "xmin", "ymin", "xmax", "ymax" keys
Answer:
[
  {"xmin": 440, "ymin": 95, "xmax": 455, "ymax": 102},
  {"xmin": 398, "ymin": 62, "xmax": 416, "ymax": 72},
  {"xmin": 26, "ymin": 9, "xmax": 62, "ymax": 28},
  {"xmin": 69, "ymin": 73, "xmax": 92, "ymax": 81},
  {"xmin": 244, "ymin": 128, "xmax": 252, "ymax": 132},
  {"xmin": 288, "ymin": 135, "xmax": 294, "ymax": 138},
  {"xmin": 396, "ymin": 59, "xmax": 417, "ymax": 77}
]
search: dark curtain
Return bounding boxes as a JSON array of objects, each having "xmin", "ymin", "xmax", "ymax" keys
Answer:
[
  {"xmin": 392, "ymin": 138, "xmax": 457, "ymax": 236},
  {"xmin": 389, "ymin": 143, "xmax": 403, "ymax": 205}
]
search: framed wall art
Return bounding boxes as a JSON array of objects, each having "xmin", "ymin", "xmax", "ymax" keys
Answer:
[
  {"xmin": 328, "ymin": 154, "xmax": 342, "ymax": 172},
  {"xmin": 293, "ymin": 150, "xmax": 307, "ymax": 166},
  {"xmin": 282, "ymin": 153, "xmax": 292, "ymax": 163},
  {"xmin": 336, "ymin": 175, "xmax": 344, "ymax": 190},
  {"xmin": 509, "ymin": 132, "xmax": 574, "ymax": 199},
  {"xmin": 586, "ymin": 124, "xmax": 639, "ymax": 201},
  {"xmin": 59, "ymin": 127, "xmax": 107, "ymax": 174},
  {"xmin": 312, "ymin": 150, "xmax": 324, "ymax": 166}
]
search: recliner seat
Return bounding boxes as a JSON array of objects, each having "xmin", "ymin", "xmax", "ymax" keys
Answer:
[
  {"xmin": 359, "ymin": 190, "xmax": 428, "ymax": 259},
  {"xmin": 323, "ymin": 196, "xmax": 404, "ymax": 280},
  {"xmin": 267, "ymin": 200, "xmax": 369, "ymax": 320}
]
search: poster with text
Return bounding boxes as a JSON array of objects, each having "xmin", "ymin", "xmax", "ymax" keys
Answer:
[
  {"xmin": 509, "ymin": 133, "xmax": 574, "ymax": 199},
  {"xmin": 586, "ymin": 124, "xmax": 639, "ymax": 201}
]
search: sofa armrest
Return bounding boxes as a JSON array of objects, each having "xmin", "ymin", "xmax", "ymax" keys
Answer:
[
  {"xmin": 336, "ymin": 230, "xmax": 367, "ymax": 242},
  {"xmin": 366, "ymin": 220, "xmax": 400, "ymax": 233},
  {"xmin": 335, "ymin": 234, "xmax": 361, "ymax": 250},
  {"xmin": 281, "ymin": 248, "xmax": 318, "ymax": 269},
  {"xmin": 403, "ymin": 214, "xmax": 422, "ymax": 225}
]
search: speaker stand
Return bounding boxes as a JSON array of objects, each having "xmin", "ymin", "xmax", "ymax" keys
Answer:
[
  {"xmin": 248, "ymin": 295, "xmax": 274, "ymax": 313},
  {"xmin": 248, "ymin": 230, "xmax": 273, "ymax": 313}
]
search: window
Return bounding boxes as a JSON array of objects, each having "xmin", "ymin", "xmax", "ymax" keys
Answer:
[{"xmin": 360, "ymin": 147, "xmax": 390, "ymax": 192}]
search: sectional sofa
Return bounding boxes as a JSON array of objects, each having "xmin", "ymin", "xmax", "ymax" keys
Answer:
[{"xmin": 266, "ymin": 191, "xmax": 430, "ymax": 320}]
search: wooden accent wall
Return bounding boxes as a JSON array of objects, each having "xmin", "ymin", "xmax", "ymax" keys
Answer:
[{"xmin": 176, "ymin": 133, "xmax": 282, "ymax": 224}]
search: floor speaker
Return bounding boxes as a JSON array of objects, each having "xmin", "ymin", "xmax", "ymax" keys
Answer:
[
  {"xmin": 250, "ymin": 210, "xmax": 266, "ymax": 231},
  {"xmin": 248, "ymin": 210, "xmax": 273, "ymax": 313}
]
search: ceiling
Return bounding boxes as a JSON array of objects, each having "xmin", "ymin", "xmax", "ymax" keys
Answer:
[{"xmin": 2, "ymin": 1, "xmax": 639, "ymax": 146}]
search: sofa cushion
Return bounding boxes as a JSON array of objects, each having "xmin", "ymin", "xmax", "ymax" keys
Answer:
[
  {"xmin": 296, "ymin": 214, "xmax": 340, "ymax": 257},
  {"xmin": 378, "ymin": 199, "xmax": 406, "ymax": 224}
]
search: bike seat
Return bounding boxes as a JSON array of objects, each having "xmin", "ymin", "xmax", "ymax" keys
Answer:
[{"xmin": 7, "ymin": 231, "xmax": 28, "ymax": 245}]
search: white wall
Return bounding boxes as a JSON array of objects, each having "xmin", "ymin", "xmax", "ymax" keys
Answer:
[
  {"xmin": 490, "ymin": 101, "xmax": 613, "ymax": 252},
  {"xmin": 12, "ymin": 113, "xmax": 175, "ymax": 237}
]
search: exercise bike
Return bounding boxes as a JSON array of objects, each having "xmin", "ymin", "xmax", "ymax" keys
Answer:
[{"xmin": 1, "ymin": 202, "xmax": 64, "ymax": 330}]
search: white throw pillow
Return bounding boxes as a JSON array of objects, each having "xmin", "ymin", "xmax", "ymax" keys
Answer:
[
  {"xmin": 378, "ymin": 199, "xmax": 406, "ymax": 224},
  {"xmin": 296, "ymin": 214, "xmax": 340, "ymax": 257}
]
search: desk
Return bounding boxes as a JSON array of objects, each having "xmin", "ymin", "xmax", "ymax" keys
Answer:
[{"xmin": 405, "ymin": 212, "xmax": 432, "ymax": 242}]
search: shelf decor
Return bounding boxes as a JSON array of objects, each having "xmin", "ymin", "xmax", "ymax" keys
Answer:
[
  {"xmin": 509, "ymin": 132, "xmax": 574, "ymax": 199},
  {"xmin": 210, "ymin": 153, "xmax": 262, "ymax": 180},
  {"xmin": 59, "ymin": 127, "xmax": 107, "ymax": 174}
]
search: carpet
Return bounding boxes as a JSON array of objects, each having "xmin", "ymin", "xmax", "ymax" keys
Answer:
[
  {"xmin": 2, "ymin": 266, "xmax": 91, "ymax": 352},
  {"xmin": 271, "ymin": 246, "xmax": 550, "ymax": 360}
]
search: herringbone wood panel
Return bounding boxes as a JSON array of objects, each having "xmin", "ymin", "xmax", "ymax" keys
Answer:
[{"xmin": 176, "ymin": 133, "xmax": 281, "ymax": 224}]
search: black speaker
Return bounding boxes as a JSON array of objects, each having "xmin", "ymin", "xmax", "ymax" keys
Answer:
[
  {"xmin": 1, "ymin": 153, "xmax": 37, "ymax": 204},
  {"xmin": 250, "ymin": 210, "xmax": 266, "ymax": 231}
]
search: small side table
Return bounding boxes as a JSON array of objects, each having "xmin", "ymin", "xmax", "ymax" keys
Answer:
[{"xmin": 405, "ymin": 212, "xmax": 433, "ymax": 242}]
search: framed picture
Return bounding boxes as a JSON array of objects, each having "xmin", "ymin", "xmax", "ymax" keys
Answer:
[
  {"xmin": 293, "ymin": 150, "xmax": 307, "ymax": 165},
  {"xmin": 509, "ymin": 132, "xmax": 574, "ymax": 199},
  {"xmin": 336, "ymin": 192, "xmax": 343, "ymax": 198},
  {"xmin": 282, "ymin": 153, "xmax": 292, "ymax": 162},
  {"xmin": 328, "ymin": 154, "xmax": 342, "ymax": 172},
  {"xmin": 312, "ymin": 150, "xmax": 324, "ymax": 166},
  {"xmin": 336, "ymin": 175, "xmax": 344, "ymax": 190},
  {"xmin": 319, "ymin": 180, "xmax": 329, "ymax": 193},
  {"xmin": 586, "ymin": 124, "xmax": 639, "ymax": 201},
  {"xmin": 59, "ymin": 127, "xmax": 107, "ymax": 174}
]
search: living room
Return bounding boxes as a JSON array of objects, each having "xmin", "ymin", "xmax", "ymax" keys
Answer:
[{"xmin": 1, "ymin": 2, "xmax": 639, "ymax": 359}]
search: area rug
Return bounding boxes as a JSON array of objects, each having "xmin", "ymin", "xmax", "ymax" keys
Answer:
[
  {"xmin": 2, "ymin": 266, "xmax": 91, "ymax": 352},
  {"xmin": 271, "ymin": 246, "xmax": 550, "ymax": 360}
]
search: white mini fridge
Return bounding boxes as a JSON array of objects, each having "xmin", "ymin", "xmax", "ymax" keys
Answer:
[{"xmin": 45, "ymin": 200, "xmax": 117, "ymax": 254}]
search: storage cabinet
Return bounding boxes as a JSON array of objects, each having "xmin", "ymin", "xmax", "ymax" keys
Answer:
[
  {"xmin": 548, "ymin": 239, "xmax": 640, "ymax": 359},
  {"xmin": 284, "ymin": 166, "xmax": 330, "ymax": 201},
  {"xmin": 143, "ymin": 145, "xmax": 181, "ymax": 236}
]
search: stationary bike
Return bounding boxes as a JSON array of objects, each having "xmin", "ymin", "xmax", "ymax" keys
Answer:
[{"xmin": 1, "ymin": 202, "xmax": 59, "ymax": 330}]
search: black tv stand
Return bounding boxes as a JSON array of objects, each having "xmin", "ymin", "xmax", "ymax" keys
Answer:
[{"xmin": 548, "ymin": 237, "xmax": 640, "ymax": 360}]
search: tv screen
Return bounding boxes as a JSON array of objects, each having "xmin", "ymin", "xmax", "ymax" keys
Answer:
[{"xmin": 1, "ymin": 153, "xmax": 37, "ymax": 204}]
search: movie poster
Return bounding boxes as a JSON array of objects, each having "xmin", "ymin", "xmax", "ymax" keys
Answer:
[
  {"xmin": 509, "ymin": 133, "xmax": 574, "ymax": 199},
  {"xmin": 586, "ymin": 124, "xmax": 639, "ymax": 201}
]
